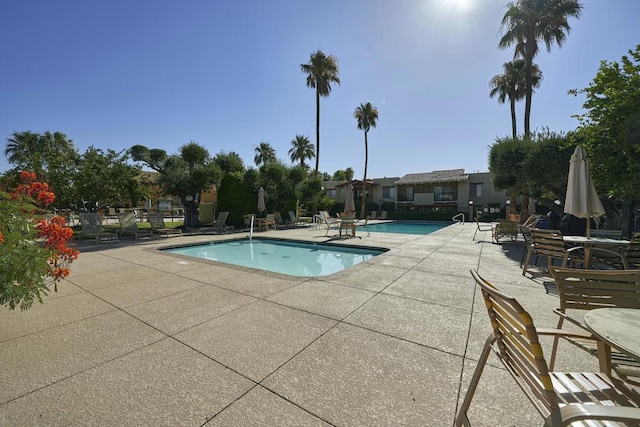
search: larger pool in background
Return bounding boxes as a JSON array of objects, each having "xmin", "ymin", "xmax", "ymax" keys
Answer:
[
  {"xmin": 162, "ymin": 238, "xmax": 385, "ymax": 277},
  {"xmin": 366, "ymin": 221, "xmax": 449, "ymax": 235}
]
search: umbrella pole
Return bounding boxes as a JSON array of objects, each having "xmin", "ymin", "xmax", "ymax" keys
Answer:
[{"xmin": 586, "ymin": 217, "xmax": 591, "ymax": 238}]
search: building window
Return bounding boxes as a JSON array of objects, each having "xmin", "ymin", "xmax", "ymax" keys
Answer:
[
  {"xmin": 382, "ymin": 186, "xmax": 396, "ymax": 199},
  {"xmin": 434, "ymin": 185, "xmax": 455, "ymax": 201},
  {"xmin": 327, "ymin": 189, "xmax": 336, "ymax": 199},
  {"xmin": 406, "ymin": 187, "xmax": 413, "ymax": 200},
  {"xmin": 470, "ymin": 183, "xmax": 483, "ymax": 197}
]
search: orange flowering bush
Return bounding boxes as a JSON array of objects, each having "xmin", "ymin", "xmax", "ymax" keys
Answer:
[{"xmin": 0, "ymin": 171, "xmax": 79, "ymax": 310}]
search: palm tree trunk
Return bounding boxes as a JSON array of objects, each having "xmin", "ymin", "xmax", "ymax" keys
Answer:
[
  {"xmin": 524, "ymin": 46, "xmax": 534, "ymax": 137},
  {"xmin": 360, "ymin": 131, "xmax": 368, "ymax": 219},
  {"xmin": 312, "ymin": 89, "xmax": 320, "ymax": 214},
  {"xmin": 510, "ymin": 99, "xmax": 517, "ymax": 138},
  {"xmin": 314, "ymin": 88, "xmax": 320, "ymax": 177}
]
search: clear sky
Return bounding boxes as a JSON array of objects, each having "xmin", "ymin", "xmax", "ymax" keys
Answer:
[{"xmin": 1, "ymin": 0, "xmax": 638, "ymax": 179}]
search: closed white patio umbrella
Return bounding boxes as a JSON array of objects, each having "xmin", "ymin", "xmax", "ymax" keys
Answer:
[
  {"xmin": 563, "ymin": 146, "xmax": 604, "ymax": 238},
  {"xmin": 344, "ymin": 183, "xmax": 356, "ymax": 214}
]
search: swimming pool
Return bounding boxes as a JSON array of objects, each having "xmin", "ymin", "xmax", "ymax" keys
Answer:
[
  {"xmin": 162, "ymin": 238, "xmax": 385, "ymax": 277},
  {"xmin": 366, "ymin": 221, "xmax": 449, "ymax": 235}
]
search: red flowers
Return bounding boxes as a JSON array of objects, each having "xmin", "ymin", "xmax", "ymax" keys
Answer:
[
  {"xmin": 14, "ymin": 171, "xmax": 56, "ymax": 207},
  {"xmin": 17, "ymin": 172, "xmax": 78, "ymax": 280},
  {"xmin": 36, "ymin": 217, "xmax": 79, "ymax": 279}
]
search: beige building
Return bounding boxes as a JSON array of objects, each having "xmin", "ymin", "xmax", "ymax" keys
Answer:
[{"xmin": 324, "ymin": 169, "xmax": 510, "ymax": 219}]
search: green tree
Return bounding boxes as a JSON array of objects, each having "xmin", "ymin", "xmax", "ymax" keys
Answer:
[
  {"xmin": 300, "ymin": 50, "xmax": 341, "ymax": 177},
  {"xmin": 354, "ymin": 102, "xmax": 379, "ymax": 219},
  {"xmin": 332, "ymin": 167, "xmax": 355, "ymax": 181},
  {"xmin": 75, "ymin": 147, "xmax": 146, "ymax": 209},
  {"xmin": 490, "ymin": 130, "xmax": 576, "ymax": 217},
  {"xmin": 288, "ymin": 135, "xmax": 315, "ymax": 168},
  {"xmin": 213, "ymin": 151, "xmax": 245, "ymax": 177},
  {"xmin": 488, "ymin": 137, "xmax": 531, "ymax": 215},
  {"xmin": 499, "ymin": 0, "xmax": 582, "ymax": 136},
  {"xmin": 131, "ymin": 142, "xmax": 221, "ymax": 229},
  {"xmin": 254, "ymin": 141, "xmax": 276, "ymax": 167},
  {"xmin": 571, "ymin": 45, "xmax": 640, "ymax": 234},
  {"xmin": 490, "ymin": 60, "xmax": 542, "ymax": 138}
]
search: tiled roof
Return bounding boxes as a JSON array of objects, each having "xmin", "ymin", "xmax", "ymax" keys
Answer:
[{"xmin": 395, "ymin": 169, "xmax": 468, "ymax": 185}]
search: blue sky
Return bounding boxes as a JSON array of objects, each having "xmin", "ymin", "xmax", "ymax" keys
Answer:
[{"xmin": 1, "ymin": 0, "xmax": 638, "ymax": 179}]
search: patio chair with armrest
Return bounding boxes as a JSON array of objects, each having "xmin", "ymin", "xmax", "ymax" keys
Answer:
[
  {"xmin": 258, "ymin": 213, "xmax": 276, "ymax": 231},
  {"xmin": 598, "ymin": 232, "xmax": 640, "ymax": 270},
  {"xmin": 148, "ymin": 213, "xmax": 183, "ymax": 238},
  {"xmin": 548, "ymin": 266, "xmax": 640, "ymax": 374},
  {"xmin": 319, "ymin": 210, "xmax": 340, "ymax": 236},
  {"xmin": 243, "ymin": 214, "xmax": 255, "ymax": 230},
  {"xmin": 79, "ymin": 213, "xmax": 119, "ymax": 242},
  {"xmin": 624, "ymin": 232, "xmax": 640, "ymax": 269},
  {"xmin": 456, "ymin": 269, "xmax": 640, "ymax": 427},
  {"xmin": 339, "ymin": 213, "xmax": 357, "ymax": 238},
  {"xmin": 522, "ymin": 228, "xmax": 585, "ymax": 276},
  {"xmin": 472, "ymin": 216, "xmax": 493, "ymax": 242}
]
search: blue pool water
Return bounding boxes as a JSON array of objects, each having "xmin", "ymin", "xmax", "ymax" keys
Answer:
[
  {"xmin": 162, "ymin": 239, "xmax": 385, "ymax": 277},
  {"xmin": 366, "ymin": 221, "xmax": 449, "ymax": 235}
]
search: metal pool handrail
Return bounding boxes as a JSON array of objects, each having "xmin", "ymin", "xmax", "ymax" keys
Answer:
[{"xmin": 452, "ymin": 213, "xmax": 465, "ymax": 224}]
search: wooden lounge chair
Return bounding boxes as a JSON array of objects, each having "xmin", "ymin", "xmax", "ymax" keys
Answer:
[
  {"xmin": 79, "ymin": 213, "xmax": 119, "ymax": 242},
  {"xmin": 548, "ymin": 266, "xmax": 640, "ymax": 374},
  {"xmin": 456, "ymin": 269, "xmax": 640, "ymax": 427},
  {"xmin": 117, "ymin": 212, "xmax": 153, "ymax": 240},
  {"xmin": 147, "ymin": 213, "xmax": 182, "ymax": 238}
]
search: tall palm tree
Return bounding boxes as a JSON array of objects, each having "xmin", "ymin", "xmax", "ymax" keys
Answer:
[
  {"xmin": 5, "ymin": 131, "xmax": 43, "ymax": 173},
  {"xmin": 490, "ymin": 60, "xmax": 542, "ymax": 138},
  {"xmin": 254, "ymin": 142, "xmax": 276, "ymax": 167},
  {"xmin": 288, "ymin": 135, "xmax": 315, "ymax": 168},
  {"xmin": 5, "ymin": 131, "xmax": 76, "ymax": 180},
  {"xmin": 300, "ymin": 50, "xmax": 340, "ymax": 177},
  {"xmin": 354, "ymin": 102, "xmax": 379, "ymax": 220},
  {"xmin": 499, "ymin": 0, "xmax": 582, "ymax": 136}
]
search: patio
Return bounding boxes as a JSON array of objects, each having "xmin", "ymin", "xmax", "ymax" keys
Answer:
[{"xmin": 0, "ymin": 222, "xmax": 599, "ymax": 426}]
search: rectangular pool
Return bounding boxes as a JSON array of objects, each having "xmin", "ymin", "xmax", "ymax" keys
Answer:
[
  {"xmin": 162, "ymin": 238, "xmax": 385, "ymax": 277},
  {"xmin": 366, "ymin": 221, "xmax": 449, "ymax": 235}
]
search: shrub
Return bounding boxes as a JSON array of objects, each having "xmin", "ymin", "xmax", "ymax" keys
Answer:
[{"xmin": 0, "ymin": 172, "xmax": 79, "ymax": 310}]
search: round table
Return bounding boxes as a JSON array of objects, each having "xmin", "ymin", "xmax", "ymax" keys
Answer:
[{"xmin": 583, "ymin": 308, "xmax": 640, "ymax": 373}]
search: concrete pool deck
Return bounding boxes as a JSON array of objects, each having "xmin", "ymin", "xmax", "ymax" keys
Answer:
[{"xmin": 0, "ymin": 222, "xmax": 598, "ymax": 426}]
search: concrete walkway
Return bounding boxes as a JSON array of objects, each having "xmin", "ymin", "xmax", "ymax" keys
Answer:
[{"xmin": 0, "ymin": 222, "xmax": 598, "ymax": 426}]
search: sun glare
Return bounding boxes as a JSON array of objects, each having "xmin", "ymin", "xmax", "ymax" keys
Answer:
[{"xmin": 438, "ymin": 0, "xmax": 475, "ymax": 13}]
